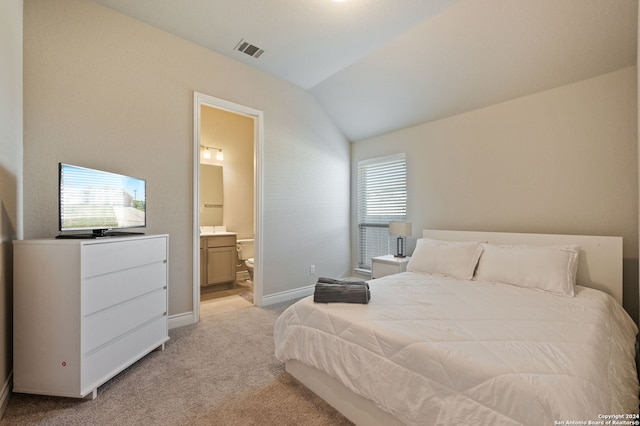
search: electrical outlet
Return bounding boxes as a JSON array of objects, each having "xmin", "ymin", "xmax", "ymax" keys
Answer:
[{"xmin": 310, "ymin": 265, "xmax": 316, "ymax": 275}]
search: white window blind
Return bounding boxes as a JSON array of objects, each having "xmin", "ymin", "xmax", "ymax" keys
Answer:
[{"xmin": 357, "ymin": 153, "xmax": 407, "ymax": 271}]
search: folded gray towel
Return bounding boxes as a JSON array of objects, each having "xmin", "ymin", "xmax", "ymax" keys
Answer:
[
  {"xmin": 314, "ymin": 279, "xmax": 370, "ymax": 304},
  {"xmin": 317, "ymin": 277, "xmax": 369, "ymax": 287}
]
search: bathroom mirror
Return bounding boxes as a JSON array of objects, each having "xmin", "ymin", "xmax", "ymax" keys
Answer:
[{"xmin": 200, "ymin": 164, "xmax": 223, "ymax": 226}]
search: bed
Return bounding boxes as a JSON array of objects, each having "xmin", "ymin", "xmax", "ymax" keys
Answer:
[{"xmin": 274, "ymin": 230, "xmax": 640, "ymax": 425}]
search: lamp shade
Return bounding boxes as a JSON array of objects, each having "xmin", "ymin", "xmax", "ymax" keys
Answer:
[{"xmin": 389, "ymin": 222, "xmax": 412, "ymax": 237}]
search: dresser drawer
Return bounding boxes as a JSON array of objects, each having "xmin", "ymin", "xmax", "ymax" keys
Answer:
[
  {"xmin": 82, "ymin": 288, "xmax": 167, "ymax": 354},
  {"xmin": 82, "ymin": 262, "xmax": 166, "ymax": 315},
  {"xmin": 82, "ymin": 237, "xmax": 167, "ymax": 278},
  {"xmin": 206, "ymin": 235, "xmax": 236, "ymax": 248},
  {"xmin": 82, "ymin": 315, "xmax": 168, "ymax": 393}
]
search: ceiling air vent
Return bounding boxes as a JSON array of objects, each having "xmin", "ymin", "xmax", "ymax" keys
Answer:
[{"xmin": 234, "ymin": 39, "xmax": 265, "ymax": 59}]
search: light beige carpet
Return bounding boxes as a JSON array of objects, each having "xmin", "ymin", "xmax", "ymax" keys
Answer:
[{"xmin": 1, "ymin": 300, "xmax": 353, "ymax": 426}]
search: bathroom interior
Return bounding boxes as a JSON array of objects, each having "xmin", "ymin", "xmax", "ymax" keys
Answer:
[{"xmin": 199, "ymin": 104, "xmax": 255, "ymax": 312}]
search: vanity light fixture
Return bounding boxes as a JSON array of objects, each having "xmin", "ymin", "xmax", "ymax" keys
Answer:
[{"xmin": 201, "ymin": 145, "xmax": 224, "ymax": 161}]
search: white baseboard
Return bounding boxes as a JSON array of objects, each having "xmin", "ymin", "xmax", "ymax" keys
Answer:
[
  {"xmin": 260, "ymin": 285, "xmax": 314, "ymax": 306},
  {"xmin": 0, "ymin": 371, "xmax": 12, "ymax": 419},
  {"xmin": 168, "ymin": 311, "xmax": 195, "ymax": 329},
  {"xmin": 168, "ymin": 285, "xmax": 313, "ymax": 327}
]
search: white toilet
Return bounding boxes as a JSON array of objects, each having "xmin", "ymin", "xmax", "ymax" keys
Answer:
[{"xmin": 236, "ymin": 239, "xmax": 254, "ymax": 282}]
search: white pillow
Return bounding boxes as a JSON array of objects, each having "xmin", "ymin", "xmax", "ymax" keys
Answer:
[
  {"xmin": 407, "ymin": 238, "xmax": 483, "ymax": 280},
  {"xmin": 474, "ymin": 244, "xmax": 580, "ymax": 297}
]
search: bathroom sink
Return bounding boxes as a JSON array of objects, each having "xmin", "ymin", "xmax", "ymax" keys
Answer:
[{"xmin": 200, "ymin": 226, "xmax": 236, "ymax": 236}]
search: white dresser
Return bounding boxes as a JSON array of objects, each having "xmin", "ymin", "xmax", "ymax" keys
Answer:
[{"xmin": 13, "ymin": 234, "xmax": 169, "ymax": 399}]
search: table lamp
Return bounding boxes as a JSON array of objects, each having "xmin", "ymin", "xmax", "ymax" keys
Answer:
[{"xmin": 389, "ymin": 222, "xmax": 412, "ymax": 258}]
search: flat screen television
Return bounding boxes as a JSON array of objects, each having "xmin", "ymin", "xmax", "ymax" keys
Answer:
[{"xmin": 57, "ymin": 163, "xmax": 146, "ymax": 238}]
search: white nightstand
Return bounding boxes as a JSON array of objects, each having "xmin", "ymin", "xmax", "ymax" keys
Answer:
[{"xmin": 371, "ymin": 255, "xmax": 411, "ymax": 279}]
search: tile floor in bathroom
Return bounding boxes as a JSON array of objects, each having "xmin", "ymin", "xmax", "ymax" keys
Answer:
[{"xmin": 200, "ymin": 280, "xmax": 254, "ymax": 318}]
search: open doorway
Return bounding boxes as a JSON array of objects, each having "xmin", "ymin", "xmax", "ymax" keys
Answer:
[{"xmin": 193, "ymin": 92, "xmax": 263, "ymax": 322}]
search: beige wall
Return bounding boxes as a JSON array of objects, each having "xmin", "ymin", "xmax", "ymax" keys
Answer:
[
  {"xmin": 23, "ymin": 0, "xmax": 351, "ymax": 315},
  {"xmin": 0, "ymin": 0, "xmax": 22, "ymax": 415},
  {"xmin": 200, "ymin": 106, "xmax": 254, "ymax": 240},
  {"xmin": 352, "ymin": 67, "xmax": 639, "ymax": 321}
]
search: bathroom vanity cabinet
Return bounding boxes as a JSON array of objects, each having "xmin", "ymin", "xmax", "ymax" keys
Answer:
[{"xmin": 200, "ymin": 234, "xmax": 236, "ymax": 287}]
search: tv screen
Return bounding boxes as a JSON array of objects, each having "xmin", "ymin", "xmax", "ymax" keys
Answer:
[{"xmin": 59, "ymin": 163, "xmax": 146, "ymax": 236}]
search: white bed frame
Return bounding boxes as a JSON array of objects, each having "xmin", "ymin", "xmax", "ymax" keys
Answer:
[
  {"xmin": 286, "ymin": 230, "xmax": 623, "ymax": 426},
  {"xmin": 423, "ymin": 229, "xmax": 623, "ymax": 303}
]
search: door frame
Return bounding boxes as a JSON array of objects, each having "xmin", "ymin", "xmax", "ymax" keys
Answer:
[{"xmin": 193, "ymin": 91, "xmax": 264, "ymax": 321}]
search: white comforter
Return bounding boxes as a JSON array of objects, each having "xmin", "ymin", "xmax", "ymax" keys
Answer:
[{"xmin": 274, "ymin": 272, "xmax": 639, "ymax": 425}]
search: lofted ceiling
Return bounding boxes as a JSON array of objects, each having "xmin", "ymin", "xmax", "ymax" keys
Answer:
[{"xmin": 90, "ymin": 0, "xmax": 638, "ymax": 141}]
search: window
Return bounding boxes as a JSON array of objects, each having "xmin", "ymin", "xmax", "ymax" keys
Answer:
[{"xmin": 357, "ymin": 153, "xmax": 407, "ymax": 272}]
